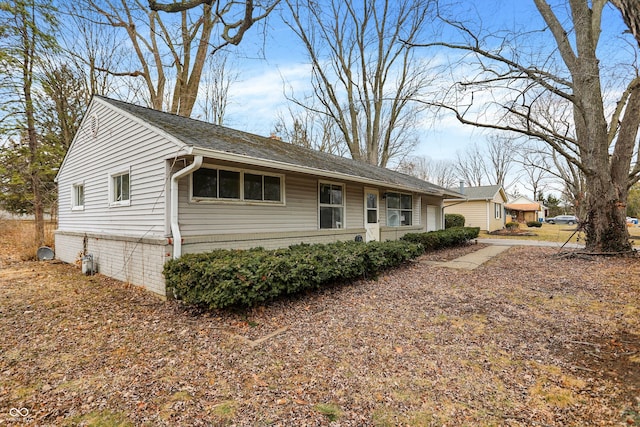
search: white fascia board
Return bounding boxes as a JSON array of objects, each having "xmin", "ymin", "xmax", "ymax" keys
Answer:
[{"xmin": 188, "ymin": 147, "xmax": 450, "ymax": 197}]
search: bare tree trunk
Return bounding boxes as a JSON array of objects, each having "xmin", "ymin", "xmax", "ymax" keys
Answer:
[
  {"xmin": 414, "ymin": 0, "xmax": 639, "ymax": 253},
  {"xmin": 19, "ymin": 7, "xmax": 44, "ymax": 245},
  {"xmin": 611, "ymin": 0, "xmax": 640, "ymax": 47}
]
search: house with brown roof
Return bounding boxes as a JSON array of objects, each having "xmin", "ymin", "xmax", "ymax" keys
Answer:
[
  {"xmin": 443, "ymin": 184, "xmax": 508, "ymax": 232},
  {"xmin": 505, "ymin": 196, "xmax": 547, "ymax": 223},
  {"xmin": 55, "ymin": 96, "xmax": 463, "ymax": 295}
]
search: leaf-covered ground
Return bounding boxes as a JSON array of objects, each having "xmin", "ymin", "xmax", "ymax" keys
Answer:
[{"xmin": 0, "ymin": 243, "xmax": 638, "ymax": 426}]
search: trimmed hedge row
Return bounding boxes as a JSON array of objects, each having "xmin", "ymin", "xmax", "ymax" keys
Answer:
[
  {"xmin": 163, "ymin": 227, "xmax": 480, "ymax": 309},
  {"xmin": 164, "ymin": 240, "xmax": 423, "ymax": 309},
  {"xmin": 400, "ymin": 226, "xmax": 480, "ymax": 250}
]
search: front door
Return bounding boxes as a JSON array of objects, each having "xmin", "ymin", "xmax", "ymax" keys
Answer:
[{"xmin": 364, "ymin": 188, "xmax": 379, "ymax": 242}]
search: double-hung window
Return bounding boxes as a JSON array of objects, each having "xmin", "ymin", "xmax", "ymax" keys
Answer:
[
  {"xmin": 192, "ymin": 167, "xmax": 283, "ymax": 203},
  {"xmin": 494, "ymin": 203, "xmax": 502, "ymax": 219},
  {"xmin": 110, "ymin": 170, "xmax": 130, "ymax": 206},
  {"xmin": 319, "ymin": 182, "xmax": 344, "ymax": 229},
  {"xmin": 386, "ymin": 192, "xmax": 412, "ymax": 226},
  {"xmin": 72, "ymin": 183, "xmax": 85, "ymax": 210}
]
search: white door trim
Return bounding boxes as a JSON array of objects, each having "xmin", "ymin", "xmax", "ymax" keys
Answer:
[{"xmin": 364, "ymin": 188, "xmax": 380, "ymax": 242}]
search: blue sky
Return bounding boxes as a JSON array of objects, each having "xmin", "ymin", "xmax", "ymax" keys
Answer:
[{"xmin": 213, "ymin": 0, "xmax": 630, "ymax": 167}]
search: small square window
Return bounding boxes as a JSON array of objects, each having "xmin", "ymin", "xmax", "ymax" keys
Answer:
[
  {"xmin": 72, "ymin": 184, "xmax": 84, "ymax": 210},
  {"xmin": 193, "ymin": 168, "xmax": 218, "ymax": 198}
]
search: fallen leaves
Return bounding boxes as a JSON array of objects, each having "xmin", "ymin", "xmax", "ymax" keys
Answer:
[{"xmin": 0, "ymin": 245, "xmax": 638, "ymax": 426}]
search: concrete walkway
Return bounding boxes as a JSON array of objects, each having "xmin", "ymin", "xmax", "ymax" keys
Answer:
[
  {"xmin": 422, "ymin": 238, "xmax": 637, "ymax": 271},
  {"xmin": 422, "ymin": 238, "xmax": 586, "ymax": 271},
  {"xmin": 421, "ymin": 244, "xmax": 512, "ymax": 270}
]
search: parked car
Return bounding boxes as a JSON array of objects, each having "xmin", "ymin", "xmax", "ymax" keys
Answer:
[{"xmin": 546, "ymin": 215, "xmax": 578, "ymax": 225}]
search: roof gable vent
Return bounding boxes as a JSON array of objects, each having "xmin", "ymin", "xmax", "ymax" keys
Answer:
[{"xmin": 89, "ymin": 113, "xmax": 99, "ymax": 138}]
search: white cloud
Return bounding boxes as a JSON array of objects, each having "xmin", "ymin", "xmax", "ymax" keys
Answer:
[{"xmin": 224, "ymin": 62, "xmax": 312, "ymax": 136}]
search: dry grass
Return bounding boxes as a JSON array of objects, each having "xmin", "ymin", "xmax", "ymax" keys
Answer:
[
  {"xmin": 0, "ymin": 220, "xmax": 56, "ymax": 263},
  {"xmin": 482, "ymin": 222, "xmax": 640, "ymax": 244},
  {"xmin": 0, "ymin": 230, "xmax": 638, "ymax": 425}
]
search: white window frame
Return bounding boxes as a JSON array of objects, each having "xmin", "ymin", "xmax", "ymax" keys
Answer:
[
  {"xmin": 494, "ymin": 202, "xmax": 502, "ymax": 219},
  {"xmin": 71, "ymin": 182, "xmax": 85, "ymax": 211},
  {"xmin": 318, "ymin": 181, "xmax": 345, "ymax": 229},
  {"xmin": 386, "ymin": 192, "xmax": 413, "ymax": 227},
  {"xmin": 190, "ymin": 164, "xmax": 285, "ymax": 205},
  {"xmin": 109, "ymin": 168, "xmax": 131, "ymax": 207}
]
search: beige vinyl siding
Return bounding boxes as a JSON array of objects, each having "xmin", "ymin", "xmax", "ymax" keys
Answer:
[
  {"xmin": 346, "ymin": 184, "xmax": 363, "ymax": 229},
  {"xmin": 178, "ymin": 170, "xmax": 367, "ymax": 236},
  {"xmin": 444, "ymin": 200, "xmax": 488, "ymax": 230},
  {"xmin": 489, "ymin": 193, "xmax": 506, "ymax": 231},
  {"xmin": 444, "ymin": 194, "xmax": 506, "ymax": 232},
  {"xmin": 179, "ymin": 172, "xmax": 315, "ymax": 235},
  {"xmin": 183, "ymin": 228, "xmax": 366, "ymax": 253},
  {"xmin": 57, "ymin": 100, "xmax": 182, "ymax": 237}
]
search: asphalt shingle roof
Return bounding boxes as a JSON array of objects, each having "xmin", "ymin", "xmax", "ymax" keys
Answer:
[
  {"xmin": 454, "ymin": 185, "xmax": 503, "ymax": 200},
  {"xmin": 99, "ymin": 96, "xmax": 461, "ymax": 197}
]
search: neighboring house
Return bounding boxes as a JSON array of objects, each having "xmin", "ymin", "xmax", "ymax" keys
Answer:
[
  {"xmin": 443, "ymin": 184, "xmax": 508, "ymax": 232},
  {"xmin": 505, "ymin": 196, "xmax": 547, "ymax": 223},
  {"xmin": 55, "ymin": 96, "xmax": 463, "ymax": 296}
]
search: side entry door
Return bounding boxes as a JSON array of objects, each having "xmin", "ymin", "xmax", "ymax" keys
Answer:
[{"xmin": 364, "ymin": 188, "xmax": 379, "ymax": 242}]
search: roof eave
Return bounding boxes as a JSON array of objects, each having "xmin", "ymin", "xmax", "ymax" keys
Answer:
[{"xmin": 189, "ymin": 147, "xmax": 451, "ymax": 197}]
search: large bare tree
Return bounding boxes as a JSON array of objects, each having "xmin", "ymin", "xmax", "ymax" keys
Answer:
[
  {"xmin": 283, "ymin": 0, "xmax": 434, "ymax": 167},
  {"xmin": 396, "ymin": 155, "xmax": 458, "ymax": 188},
  {"xmin": 82, "ymin": 0, "xmax": 277, "ymax": 117},
  {"xmin": 415, "ymin": 0, "xmax": 640, "ymax": 253},
  {"xmin": 197, "ymin": 52, "xmax": 238, "ymax": 125},
  {"xmin": 454, "ymin": 143, "xmax": 488, "ymax": 187},
  {"xmin": 453, "ymin": 136, "xmax": 517, "ymax": 188},
  {"xmin": 273, "ymin": 106, "xmax": 349, "ymax": 157},
  {"xmin": 518, "ymin": 147, "xmax": 552, "ymax": 202}
]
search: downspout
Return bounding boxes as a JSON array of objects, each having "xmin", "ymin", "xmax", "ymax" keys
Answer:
[{"xmin": 171, "ymin": 155, "xmax": 203, "ymax": 259}]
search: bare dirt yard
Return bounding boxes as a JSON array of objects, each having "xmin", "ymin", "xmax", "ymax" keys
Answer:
[{"xmin": 1, "ymin": 235, "xmax": 639, "ymax": 425}]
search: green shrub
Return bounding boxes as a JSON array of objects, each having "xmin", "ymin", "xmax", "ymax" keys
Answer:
[
  {"xmin": 400, "ymin": 226, "xmax": 480, "ymax": 251},
  {"xmin": 445, "ymin": 213, "xmax": 465, "ymax": 229},
  {"xmin": 526, "ymin": 221, "xmax": 542, "ymax": 228},
  {"xmin": 164, "ymin": 240, "xmax": 423, "ymax": 309},
  {"xmin": 506, "ymin": 222, "xmax": 520, "ymax": 229}
]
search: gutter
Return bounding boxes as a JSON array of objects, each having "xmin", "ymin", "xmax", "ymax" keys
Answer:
[
  {"xmin": 170, "ymin": 155, "xmax": 203, "ymax": 259},
  {"xmin": 190, "ymin": 147, "xmax": 460, "ymax": 198}
]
